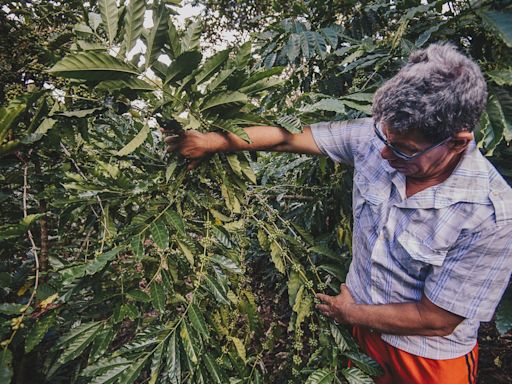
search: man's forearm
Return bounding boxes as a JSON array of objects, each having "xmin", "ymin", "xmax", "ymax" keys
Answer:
[
  {"xmin": 205, "ymin": 125, "xmax": 322, "ymax": 155},
  {"xmin": 347, "ymin": 301, "xmax": 461, "ymax": 337}
]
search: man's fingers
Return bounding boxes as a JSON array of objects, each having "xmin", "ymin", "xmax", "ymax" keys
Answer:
[
  {"xmin": 165, "ymin": 143, "xmax": 180, "ymax": 153},
  {"xmin": 316, "ymin": 293, "xmax": 334, "ymax": 304},
  {"xmin": 315, "ymin": 304, "xmax": 331, "ymax": 315},
  {"xmin": 187, "ymin": 159, "xmax": 203, "ymax": 170},
  {"xmin": 164, "ymin": 135, "xmax": 180, "ymax": 144}
]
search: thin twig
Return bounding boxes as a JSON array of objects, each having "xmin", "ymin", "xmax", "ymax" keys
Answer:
[
  {"xmin": 23, "ymin": 160, "xmax": 40, "ymax": 312},
  {"xmin": 3, "ymin": 159, "xmax": 42, "ymax": 348}
]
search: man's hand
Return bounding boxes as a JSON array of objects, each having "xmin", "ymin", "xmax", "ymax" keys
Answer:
[
  {"xmin": 163, "ymin": 130, "xmax": 213, "ymax": 169},
  {"xmin": 316, "ymin": 283, "xmax": 356, "ymax": 324}
]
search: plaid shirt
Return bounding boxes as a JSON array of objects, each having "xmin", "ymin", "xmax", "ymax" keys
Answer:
[{"xmin": 311, "ymin": 118, "xmax": 512, "ymax": 359}]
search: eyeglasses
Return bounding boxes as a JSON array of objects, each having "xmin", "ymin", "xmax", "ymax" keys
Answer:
[{"xmin": 373, "ymin": 122, "xmax": 452, "ymax": 161}]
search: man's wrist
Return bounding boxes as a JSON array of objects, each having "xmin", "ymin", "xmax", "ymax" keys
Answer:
[
  {"xmin": 342, "ymin": 303, "xmax": 359, "ymax": 326},
  {"xmin": 205, "ymin": 132, "xmax": 228, "ymax": 153}
]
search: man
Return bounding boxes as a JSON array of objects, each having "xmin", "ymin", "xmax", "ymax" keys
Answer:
[{"xmin": 164, "ymin": 43, "xmax": 512, "ymax": 383}]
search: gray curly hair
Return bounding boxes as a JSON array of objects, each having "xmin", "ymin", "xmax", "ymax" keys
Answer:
[{"xmin": 372, "ymin": 43, "xmax": 487, "ymax": 142}]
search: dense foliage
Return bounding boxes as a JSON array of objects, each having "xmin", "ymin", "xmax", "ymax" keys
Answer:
[{"xmin": 1, "ymin": 0, "xmax": 511, "ymax": 383}]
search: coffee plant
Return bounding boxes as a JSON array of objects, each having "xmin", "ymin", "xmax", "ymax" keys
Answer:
[{"xmin": 1, "ymin": 0, "xmax": 511, "ymax": 383}]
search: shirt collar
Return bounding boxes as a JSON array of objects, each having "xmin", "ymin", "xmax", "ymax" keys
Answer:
[{"xmin": 393, "ymin": 140, "xmax": 491, "ymax": 209}]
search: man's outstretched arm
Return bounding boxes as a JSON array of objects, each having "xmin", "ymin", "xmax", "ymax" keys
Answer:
[
  {"xmin": 164, "ymin": 125, "xmax": 323, "ymax": 168},
  {"xmin": 316, "ymin": 284, "xmax": 464, "ymax": 337}
]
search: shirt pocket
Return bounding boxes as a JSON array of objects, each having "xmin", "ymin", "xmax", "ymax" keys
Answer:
[{"xmin": 397, "ymin": 230, "xmax": 449, "ymax": 267}]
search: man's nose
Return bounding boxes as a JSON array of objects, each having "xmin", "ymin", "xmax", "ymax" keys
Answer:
[{"xmin": 380, "ymin": 146, "xmax": 397, "ymax": 160}]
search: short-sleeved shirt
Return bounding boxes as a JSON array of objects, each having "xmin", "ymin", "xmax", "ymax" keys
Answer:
[{"xmin": 310, "ymin": 117, "xmax": 512, "ymax": 359}]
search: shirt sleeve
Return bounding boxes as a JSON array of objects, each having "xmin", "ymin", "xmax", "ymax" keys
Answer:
[
  {"xmin": 309, "ymin": 118, "xmax": 373, "ymax": 166},
  {"xmin": 424, "ymin": 224, "xmax": 512, "ymax": 321}
]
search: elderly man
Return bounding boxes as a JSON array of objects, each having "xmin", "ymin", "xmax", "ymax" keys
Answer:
[{"xmin": 165, "ymin": 43, "xmax": 512, "ymax": 383}]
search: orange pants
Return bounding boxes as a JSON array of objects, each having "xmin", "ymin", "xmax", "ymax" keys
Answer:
[{"xmin": 352, "ymin": 326, "xmax": 478, "ymax": 384}]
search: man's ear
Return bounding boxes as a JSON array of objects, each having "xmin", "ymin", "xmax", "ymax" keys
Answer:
[{"xmin": 449, "ymin": 131, "xmax": 473, "ymax": 153}]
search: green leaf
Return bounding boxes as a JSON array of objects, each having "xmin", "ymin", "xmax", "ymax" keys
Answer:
[
  {"xmin": 263, "ymin": 52, "xmax": 277, "ymax": 69},
  {"xmin": 195, "ymin": 48, "xmax": 230, "ymax": 84},
  {"xmin": 181, "ymin": 21, "xmax": 202, "ymax": 52},
  {"xmin": 166, "ymin": 332, "xmax": 181, "ymax": 384},
  {"xmin": 130, "ymin": 235, "xmax": 144, "ymax": 260},
  {"xmin": 0, "ymin": 101, "xmax": 26, "ymax": 143},
  {"xmin": 0, "ymin": 303, "xmax": 25, "ymax": 315},
  {"xmin": 180, "ymin": 323, "xmax": 198, "ymax": 364},
  {"xmin": 309, "ymin": 245, "xmax": 340, "ymax": 260},
  {"xmin": 301, "ymin": 98, "xmax": 345, "ymax": 114},
  {"xmin": 295, "ymin": 292, "xmax": 312, "ymax": 329},
  {"xmin": 257, "ymin": 228, "xmax": 269, "ymax": 251},
  {"xmin": 177, "ymin": 240, "xmax": 194, "ymax": 266},
  {"xmin": 305, "ymin": 369, "xmax": 334, "ymax": 384},
  {"xmin": 144, "ymin": 5, "xmax": 169, "ymax": 69},
  {"xmin": 488, "ymin": 69, "xmax": 512, "ymax": 86},
  {"xmin": 150, "ymin": 281, "xmax": 166, "ymax": 313},
  {"xmin": 96, "ymin": 78, "xmax": 155, "ymax": 91},
  {"xmin": 89, "ymin": 327, "xmax": 116, "ymax": 362},
  {"xmin": 342, "ymin": 368, "xmax": 374, "ymax": 384},
  {"xmin": 343, "ymin": 93, "xmax": 374, "ymax": 103},
  {"xmin": 330, "ymin": 323, "xmax": 349, "ymax": 353},
  {"xmin": 168, "ymin": 21, "xmax": 182, "ymax": 59},
  {"xmin": 48, "ymin": 52, "xmax": 139, "ymax": 80},
  {"xmin": 481, "ymin": 94, "xmax": 506, "ymax": 155},
  {"xmin": 98, "ymin": 0, "xmax": 119, "ymax": 44},
  {"xmin": 234, "ymin": 42, "xmax": 252, "ymax": 68},
  {"xmin": 312, "ymin": 31, "xmax": 328, "ymax": 58},
  {"xmin": 204, "ymin": 275, "xmax": 230, "ymax": 305},
  {"xmin": 188, "ymin": 304, "xmax": 209, "ymax": 338},
  {"xmin": 321, "ymin": 27, "xmax": 338, "ymax": 48},
  {"xmin": 85, "ymin": 247, "xmax": 121, "ymax": 275},
  {"xmin": 270, "ymin": 241, "xmax": 285, "ymax": 273},
  {"xmin": 126, "ymin": 289, "xmax": 151, "ymax": 302},
  {"xmin": 82, "ymin": 356, "xmax": 130, "ymax": 377},
  {"xmin": 480, "ymin": 10, "xmax": 512, "ymax": 48},
  {"xmin": 119, "ymin": 355, "xmax": 150, "ymax": 384},
  {"xmin": 211, "ymin": 254, "xmax": 242, "ymax": 274},
  {"xmin": 122, "ymin": 0, "xmax": 146, "ymax": 54},
  {"xmin": 215, "ymin": 120, "xmax": 251, "ymax": 143},
  {"xmin": 149, "ymin": 341, "xmax": 165, "ymax": 384},
  {"xmin": 0, "ymin": 349, "xmax": 13, "ymax": 384},
  {"xmin": 77, "ymin": 40, "xmax": 106, "ymax": 51},
  {"xmin": 166, "ymin": 160, "xmax": 178, "ymax": 182},
  {"xmin": 241, "ymin": 67, "xmax": 284, "ymax": 86},
  {"xmin": 343, "ymin": 351, "xmax": 382, "ymax": 376},
  {"xmin": 230, "ymin": 336, "xmax": 247, "ymax": 363},
  {"xmin": 164, "ymin": 210, "xmax": 185, "ymax": 235},
  {"xmin": 165, "ymin": 51, "xmax": 202, "ymax": 84},
  {"xmin": 58, "ymin": 322, "xmax": 103, "ymax": 366},
  {"xmin": 25, "ymin": 313, "xmax": 56, "ymax": 353},
  {"xmin": 201, "ymin": 91, "xmax": 248, "ymax": 111},
  {"xmin": 494, "ymin": 88, "xmax": 512, "ymax": 143},
  {"xmin": 287, "ymin": 271, "xmax": 301, "ymax": 307},
  {"xmin": 211, "ymin": 226, "xmax": 233, "ymax": 248},
  {"xmin": 204, "ymin": 354, "xmax": 226, "ymax": 383},
  {"xmin": 116, "ymin": 122, "xmax": 150, "ymax": 156},
  {"xmin": 89, "ymin": 362, "xmax": 130, "ymax": 384},
  {"xmin": 277, "ymin": 115, "xmax": 302, "ymax": 133},
  {"xmin": 341, "ymin": 99, "xmax": 372, "ymax": 114},
  {"xmin": 150, "ymin": 219, "xmax": 169, "ymax": 249},
  {"xmin": 300, "ymin": 31, "xmax": 315, "ymax": 59},
  {"xmin": 239, "ymin": 155, "xmax": 256, "ymax": 184},
  {"xmin": 415, "ymin": 24, "xmax": 442, "ymax": 47},
  {"xmin": 56, "ymin": 108, "xmax": 101, "ymax": 117},
  {"xmin": 286, "ymin": 33, "xmax": 301, "ymax": 62},
  {"xmin": 238, "ymin": 77, "xmax": 282, "ymax": 95},
  {"xmin": 496, "ymin": 286, "xmax": 512, "ymax": 335}
]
